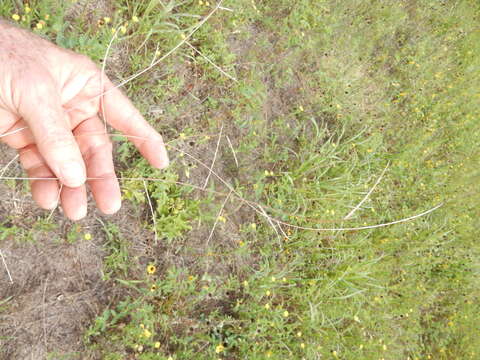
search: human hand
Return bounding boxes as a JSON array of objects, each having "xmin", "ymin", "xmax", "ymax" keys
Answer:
[{"xmin": 0, "ymin": 21, "xmax": 169, "ymax": 220}]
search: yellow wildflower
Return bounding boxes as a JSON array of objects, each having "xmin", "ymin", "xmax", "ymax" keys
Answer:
[
  {"xmin": 283, "ymin": 310, "xmax": 289, "ymax": 318},
  {"xmin": 154, "ymin": 341, "xmax": 161, "ymax": 348},
  {"xmin": 120, "ymin": 25, "xmax": 127, "ymax": 34},
  {"xmin": 84, "ymin": 233, "xmax": 92, "ymax": 240},
  {"xmin": 132, "ymin": 15, "xmax": 139, "ymax": 23},
  {"xmin": 25, "ymin": 5, "xmax": 31, "ymax": 14},
  {"xmin": 103, "ymin": 17, "xmax": 111, "ymax": 24},
  {"xmin": 300, "ymin": 343, "xmax": 305, "ymax": 349},
  {"xmin": 150, "ymin": 284, "xmax": 157, "ymax": 292},
  {"xmin": 12, "ymin": 14, "xmax": 20, "ymax": 21},
  {"xmin": 264, "ymin": 303, "xmax": 270, "ymax": 310},
  {"xmin": 215, "ymin": 344, "xmax": 224, "ymax": 353},
  {"xmin": 147, "ymin": 265, "xmax": 156, "ymax": 275},
  {"xmin": 143, "ymin": 329, "xmax": 152, "ymax": 338}
]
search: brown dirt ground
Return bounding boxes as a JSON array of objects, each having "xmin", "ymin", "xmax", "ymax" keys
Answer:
[{"xmin": 0, "ymin": 145, "xmax": 148, "ymax": 359}]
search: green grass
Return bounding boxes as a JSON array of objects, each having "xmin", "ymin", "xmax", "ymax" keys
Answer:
[{"xmin": 1, "ymin": 0, "xmax": 479, "ymax": 359}]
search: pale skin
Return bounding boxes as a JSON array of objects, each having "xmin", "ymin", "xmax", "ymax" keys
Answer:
[{"xmin": 0, "ymin": 21, "xmax": 169, "ymax": 220}]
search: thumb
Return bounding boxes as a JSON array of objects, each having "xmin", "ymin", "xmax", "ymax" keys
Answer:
[{"xmin": 18, "ymin": 75, "xmax": 86, "ymax": 188}]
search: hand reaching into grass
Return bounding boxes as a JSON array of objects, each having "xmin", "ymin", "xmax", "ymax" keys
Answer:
[{"xmin": 0, "ymin": 21, "xmax": 169, "ymax": 220}]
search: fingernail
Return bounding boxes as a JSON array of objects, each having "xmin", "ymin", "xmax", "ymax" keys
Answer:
[
  {"xmin": 159, "ymin": 155, "xmax": 170, "ymax": 169},
  {"xmin": 45, "ymin": 199, "xmax": 59, "ymax": 210},
  {"xmin": 104, "ymin": 198, "xmax": 121, "ymax": 215},
  {"xmin": 60, "ymin": 161, "xmax": 86, "ymax": 188},
  {"xmin": 70, "ymin": 203, "xmax": 87, "ymax": 221},
  {"xmin": 157, "ymin": 144, "xmax": 170, "ymax": 169}
]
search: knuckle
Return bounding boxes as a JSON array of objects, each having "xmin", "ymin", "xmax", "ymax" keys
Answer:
[
  {"xmin": 83, "ymin": 138, "xmax": 113, "ymax": 162},
  {"xmin": 14, "ymin": 65, "xmax": 54, "ymax": 97},
  {"xmin": 77, "ymin": 54, "xmax": 96, "ymax": 68},
  {"xmin": 31, "ymin": 78, "xmax": 55, "ymax": 95},
  {"xmin": 15, "ymin": 70, "xmax": 57, "ymax": 111},
  {"xmin": 37, "ymin": 129, "xmax": 75, "ymax": 150}
]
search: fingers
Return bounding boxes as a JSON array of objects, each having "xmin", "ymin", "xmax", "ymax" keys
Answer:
[
  {"xmin": 0, "ymin": 118, "xmax": 35, "ymax": 150},
  {"xmin": 19, "ymin": 145, "xmax": 60, "ymax": 210},
  {"xmin": 74, "ymin": 116, "xmax": 121, "ymax": 215},
  {"xmin": 60, "ymin": 185, "xmax": 88, "ymax": 221},
  {"xmin": 18, "ymin": 73, "xmax": 86, "ymax": 188},
  {"xmin": 19, "ymin": 145, "xmax": 88, "ymax": 220},
  {"xmin": 101, "ymin": 77, "xmax": 169, "ymax": 169}
]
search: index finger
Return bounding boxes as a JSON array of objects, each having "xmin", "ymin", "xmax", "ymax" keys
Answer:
[{"xmin": 101, "ymin": 77, "xmax": 169, "ymax": 169}]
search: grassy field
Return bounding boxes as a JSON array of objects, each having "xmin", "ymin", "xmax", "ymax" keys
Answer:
[{"xmin": 0, "ymin": 0, "xmax": 479, "ymax": 359}]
